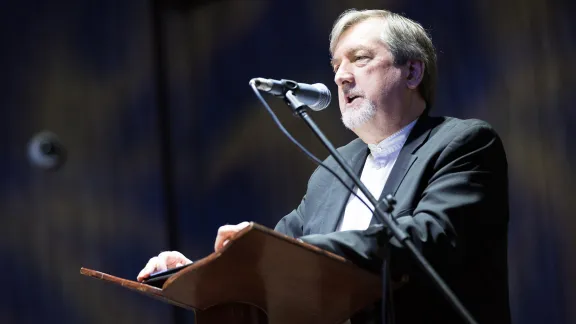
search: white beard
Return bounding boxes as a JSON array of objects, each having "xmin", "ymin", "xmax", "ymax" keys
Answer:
[{"xmin": 341, "ymin": 100, "xmax": 376, "ymax": 130}]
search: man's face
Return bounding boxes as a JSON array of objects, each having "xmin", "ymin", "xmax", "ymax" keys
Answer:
[{"xmin": 331, "ymin": 18, "xmax": 406, "ymax": 130}]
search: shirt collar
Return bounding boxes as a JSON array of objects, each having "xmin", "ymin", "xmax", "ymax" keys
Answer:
[{"xmin": 367, "ymin": 119, "xmax": 418, "ymax": 161}]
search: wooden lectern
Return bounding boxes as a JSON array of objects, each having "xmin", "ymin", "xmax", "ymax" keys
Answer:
[{"xmin": 81, "ymin": 222, "xmax": 382, "ymax": 324}]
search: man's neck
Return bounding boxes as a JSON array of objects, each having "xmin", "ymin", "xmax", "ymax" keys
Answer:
[{"xmin": 354, "ymin": 107, "xmax": 425, "ymax": 144}]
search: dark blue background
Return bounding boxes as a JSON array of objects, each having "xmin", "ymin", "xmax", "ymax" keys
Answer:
[{"xmin": 1, "ymin": 0, "xmax": 574, "ymax": 323}]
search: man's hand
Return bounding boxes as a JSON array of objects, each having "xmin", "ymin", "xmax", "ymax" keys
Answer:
[
  {"xmin": 136, "ymin": 251, "xmax": 192, "ymax": 282},
  {"xmin": 137, "ymin": 222, "xmax": 250, "ymax": 282},
  {"xmin": 214, "ymin": 221, "xmax": 251, "ymax": 252}
]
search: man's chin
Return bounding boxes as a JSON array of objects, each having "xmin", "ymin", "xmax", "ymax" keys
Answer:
[
  {"xmin": 342, "ymin": 116, "xmax": 371, "ymax": 130},
  {"xmin": 341, "ymin": 107, "xmax": 376, "ymax": 130}
]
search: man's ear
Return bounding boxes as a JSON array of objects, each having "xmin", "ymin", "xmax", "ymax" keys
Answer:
[{"xmin": 406, "ymin": 60, "xmax": 425, "ymax": 89}]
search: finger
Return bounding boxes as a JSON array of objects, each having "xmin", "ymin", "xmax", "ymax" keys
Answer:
[
  {"xmin": 214, "ymin": 222, "xmax": 251, "ymax": 252},
  {"xmin": 214, "ymin": 225, "xmax": 233, "ymax": 251},
  {"xmin": 214, "ymin": 229, "xmax": 235, "ymax": 252},
  {"xmin": 170, "ymin": 251, "xmax": 193, "ymax": 265},
  {"xmin": 154, "ymin": 252, "xmax": 173, "ymax": 272},
  {"xmin": 216, "ymin": 239, "xmax": 232, "ymax": 252},
  {"xmin": 145, "ymin": 256, "xmax": 160, "ymax": 274},
  {"xmin": 137, "ymin": 257, "xmax": 159, "ymax": 281},
  {"xmin": 158, "ymin": 251, "xmax": 192, "ymax": 268},
  {"xmin": 137, "ymin": 270, "xmax": 147, "ymax": 282},
  {"xmin": 214, "ymin": 232, "xmax": 229, "ymax": 252},
  {"xmin": 215, "ymin": 227, "xmax": 242, "ymax": 251},
  {"xmin": 217, "ymin": 224, "xmax": 240, "ymax": 235},
  {"xmin": 180, "ymin": 254, "xmax": 193, "ymax": 265},
  {"xmin": 237, "ymin": 221, "xmax": 250, "ymax": 229},
  {"xmin": 157, "ymin": 251, "xmax": 175, "ymax": 271}
]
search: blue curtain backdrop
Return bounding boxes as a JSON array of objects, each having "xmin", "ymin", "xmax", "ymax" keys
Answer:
[{"xmin": 0, "ymin": 0, "xmax": 574, "ymax": 323}]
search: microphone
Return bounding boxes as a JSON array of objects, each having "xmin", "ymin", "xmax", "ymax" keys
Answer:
[{"xmin": 250, "ymin": 77, "xmax": 331, "ymax": 111}]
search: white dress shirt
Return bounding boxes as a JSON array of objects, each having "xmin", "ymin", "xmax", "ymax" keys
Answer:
[{"xmin": 337, "ymin": 120, "xmax": 417, "ymax": 232}]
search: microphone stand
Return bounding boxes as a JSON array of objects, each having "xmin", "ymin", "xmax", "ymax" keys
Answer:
[{"xmin": 282, "ymin": 90, "xmax": 479, "ymax": 324}]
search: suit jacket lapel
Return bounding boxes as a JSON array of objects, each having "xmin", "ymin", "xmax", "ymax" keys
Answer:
[
  {"xmin": 319, "ymin": 142, "xmax": 368, "ymax": 234},
  {"xmin": 371, "ymin": 115, "xmax": 434, "ymax": 225}
]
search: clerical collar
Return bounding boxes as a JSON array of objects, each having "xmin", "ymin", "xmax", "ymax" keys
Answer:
[{"xmin": 367, "ymin": 119, "xmax": 418, "ymax": 160}]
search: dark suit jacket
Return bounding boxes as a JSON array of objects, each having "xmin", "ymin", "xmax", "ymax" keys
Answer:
[{"xmin": 274, "ymin": 115, "xmax": 511, "ymax": 324}]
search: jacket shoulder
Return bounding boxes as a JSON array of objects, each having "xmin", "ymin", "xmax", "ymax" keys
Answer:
[{"xmin": 428, "ymin": 116, "xmax": 502, "ymax": 145}]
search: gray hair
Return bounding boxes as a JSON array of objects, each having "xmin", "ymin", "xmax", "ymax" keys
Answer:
[{"xmin": 330, "ymin": 9, "xmax": 437, "ymax": 107}]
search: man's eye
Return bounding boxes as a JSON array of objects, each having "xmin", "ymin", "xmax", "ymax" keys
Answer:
[{"xmin": 355, "ymin": 56, "xmax": 370, "ymax": 62}]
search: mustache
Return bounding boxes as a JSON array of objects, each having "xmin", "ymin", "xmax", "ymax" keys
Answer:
[{"xmin": 342, "ymin": 86, "xmax": 364, "ymax": 97}]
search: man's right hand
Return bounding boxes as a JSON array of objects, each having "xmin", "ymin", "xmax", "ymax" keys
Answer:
[
  {"xmin": 136, "ymin": 221, "xmax": 251, "ymax": 282},
  {"xmin": 137, "ymin": 251, "xmax": 192, "ymax": 282}
]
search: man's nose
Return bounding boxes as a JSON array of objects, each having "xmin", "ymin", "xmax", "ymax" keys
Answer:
[{"xmin": 334, "ymin": 65, "xmax": 354, "ymax": 87}]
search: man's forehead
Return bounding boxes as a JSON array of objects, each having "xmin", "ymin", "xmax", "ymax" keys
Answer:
[{"xmin": 332, "ymin": 18, "xmax": 386, "ymax": 59}]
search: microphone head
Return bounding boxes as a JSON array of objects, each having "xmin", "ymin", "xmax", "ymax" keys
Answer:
[{"xmin": 309, "ymin": 83, "xmax": 331, "ymax": 111}]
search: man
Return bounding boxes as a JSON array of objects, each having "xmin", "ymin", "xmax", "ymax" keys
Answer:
[{"xmin": 138, "ymin": 9, "xmax": 511, "ymax": 324}]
